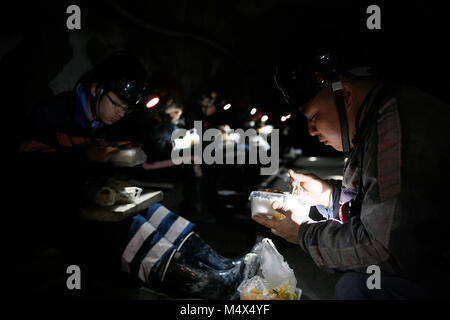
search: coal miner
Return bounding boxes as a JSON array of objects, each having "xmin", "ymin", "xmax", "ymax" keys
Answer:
[{"xmin": 253, "ymin": 49, "xmax": 450, "ymax": 299}]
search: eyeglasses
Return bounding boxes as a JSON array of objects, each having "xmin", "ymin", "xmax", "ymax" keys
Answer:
[{"xmin": 105, "ymin": 94, "xmax": 131, "ymax": 114}]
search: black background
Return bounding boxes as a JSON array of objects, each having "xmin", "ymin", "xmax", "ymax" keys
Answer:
[{"xmin": 1, "ymin": 0, "xmax": 449, "ymax": 154}]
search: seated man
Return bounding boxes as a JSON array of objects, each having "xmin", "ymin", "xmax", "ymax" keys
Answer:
[
  {"xmin": 254, "ymin": 49, "xmax": 450, "ymax": 299},
  {"xmin": 13, "ymin": 52, "xmax": 251, "ymax": 299}
]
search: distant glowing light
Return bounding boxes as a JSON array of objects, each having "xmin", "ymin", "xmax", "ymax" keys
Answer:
[
  {"xmin": 258, "ymin": 125, "xmax": 273, "ymax": 135},
  {"xmin": 146, "ymin": 96, "xmax": 160, "ymax": 108},
  {"xmin": 173, "ymin": 129, "xmax": 200, "ymax": 150},
  {"xmin": 261, "ymin": 115, "xmax": 268, "ymax": 122},
  {"xmin": 250, "ymin": 108, "xmax": 257, "ymax": 115},
  {"xmin": 308, "ymin": 157, "xmax": 318, "ymax": 162},
  {"xmin": 223, "ymin": 103, "xmax": 231, "ymax": 110},
  {"xmin": 281, "ymin": 114, "xmax": 291, "ymax": 122}
]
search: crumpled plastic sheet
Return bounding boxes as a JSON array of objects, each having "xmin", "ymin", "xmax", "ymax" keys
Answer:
[{"xmin": 238, "ymin": 238, "xmax": 301, "ymax": 300}]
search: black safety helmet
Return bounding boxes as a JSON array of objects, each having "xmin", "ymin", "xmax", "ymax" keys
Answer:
[
  {"xmin": 81, "ymin": 52, "xmax": 152, "ymax": 121},
  {"xmin": 274, "ymin": 49, "xmax": 359, "ymax": 153},
  {"xmin": 274, "ymin": 50, "xmax": 342, "ymax": 108}
]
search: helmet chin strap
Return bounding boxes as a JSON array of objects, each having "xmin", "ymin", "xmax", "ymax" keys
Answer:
[
  {"xmin": 332, "ymin": 80, "xmax": 351, "ymax": 153},
  {"xmin": 92, "ymin": 87, "xmax": 105, "ymax": 124}
]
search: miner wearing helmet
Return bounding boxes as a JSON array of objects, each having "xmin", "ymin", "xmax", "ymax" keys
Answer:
[{"xmin": 253, "ymin": 48, "xmax": 450, "ymax": 299}]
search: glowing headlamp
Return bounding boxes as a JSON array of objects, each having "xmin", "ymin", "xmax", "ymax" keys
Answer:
[{"xmin": 146, "ymin": 95, "xmax": 160, "ymax": 108}]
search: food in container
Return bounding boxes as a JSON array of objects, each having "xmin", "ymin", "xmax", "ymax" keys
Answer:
[
  {"xmin": 109, "ymin": 144, "xmax": 147, "ymax": 167},
  {"xmin": 248, "ymin": 190, "xmax": 311, "ymax": 220}
]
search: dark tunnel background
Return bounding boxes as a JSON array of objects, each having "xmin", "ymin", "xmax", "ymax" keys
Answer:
[
  {"xmin": 1, "ymin": 0, "xmax": 449, "ymax": 157},
  {"xmin": 1, "ymin": 0, "xmax": 450, "ymax": 302}
]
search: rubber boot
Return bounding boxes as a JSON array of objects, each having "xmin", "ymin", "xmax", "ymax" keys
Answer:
[
  {"xmin": 160, "ymin": 251, "xmax": 244, "ymax": 299},
  {"xmin": 177, "ymin": 232, "xmax": 242, "ymax": 270},
  {"xmin": 148, "ymin": 234, "xmax": 246, "ymax": 299}
]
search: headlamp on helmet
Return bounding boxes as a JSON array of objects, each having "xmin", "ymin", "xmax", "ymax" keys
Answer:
[
  {"xmin": 273, "ymin": 50, "xmax": 353, "ymax": 152},
  {"xmin": 274, "ymin": 50, "xmax": 341, "ymax": 108},
  {"xmin": 93, "ymin": 52, "xmax": 154, "ymax": 113}
]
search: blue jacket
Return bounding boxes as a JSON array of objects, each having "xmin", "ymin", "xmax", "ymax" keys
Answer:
[
  {"xmin": 18, "ymin": 85, "xmax": 108, "ymax": 225},
  {"xmin": 20, "ymin": 85, "xmax": 99, "ymax": 154}
]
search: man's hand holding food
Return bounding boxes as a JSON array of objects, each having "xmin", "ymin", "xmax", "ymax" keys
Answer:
[
  {"xmin": 252, "ymin": 169, "xmax": 333, "ymax": 243},
  {"xmin": 252, "ymin": 200, "xmax": 311, "ymax": 244}
]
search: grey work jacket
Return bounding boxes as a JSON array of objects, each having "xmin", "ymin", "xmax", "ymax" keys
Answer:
[{"xmin": 298, "ymin": 85, "xmax": 450, "ymax": 293}]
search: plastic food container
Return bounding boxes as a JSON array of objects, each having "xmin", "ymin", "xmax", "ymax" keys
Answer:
[
  {"xmin": 248, "ymin": 191, "xmax": 311, "ymax": 220},
  {"xmin": 110, "ymin": 147, "xmax": 147, "ymax": 167}
]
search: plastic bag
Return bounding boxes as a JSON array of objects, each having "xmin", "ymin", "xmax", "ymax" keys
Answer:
[{"xmin": 238, "ymin": 238, "xmax": 301, "ymax": 300}]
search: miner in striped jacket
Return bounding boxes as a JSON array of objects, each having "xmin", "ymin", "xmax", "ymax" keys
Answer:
[{"xmin": 14, "ymin": 52, "xmax": 247, "ymax": 299}]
